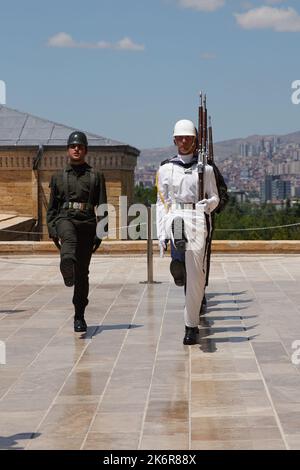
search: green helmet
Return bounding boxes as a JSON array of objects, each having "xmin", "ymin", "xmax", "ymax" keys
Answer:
[{"xmin": 67, "ymin": 131, "xmax": 88, "ymax": 147}]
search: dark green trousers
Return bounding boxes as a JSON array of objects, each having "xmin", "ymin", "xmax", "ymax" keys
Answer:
[{"xmin": 56, "ymin": 218, "xmax": 96, "ymax": 317}]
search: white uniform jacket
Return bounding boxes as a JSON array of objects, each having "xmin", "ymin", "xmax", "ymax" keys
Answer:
[{"xmin": 156, "ymin": 155, "xmax": 219, "ymax": 243}]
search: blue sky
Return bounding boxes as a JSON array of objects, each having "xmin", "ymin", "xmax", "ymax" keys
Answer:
[{"xmin": 1, "ymin": 0, "xmax": 300, "ymax": 149}]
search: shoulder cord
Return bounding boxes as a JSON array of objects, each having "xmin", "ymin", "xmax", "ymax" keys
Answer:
[
  {"xmin": 155, "ymin": 170, "xmax": 169, "ymax": 212},
  {"xmin": 169, "ymin": 164, "xmax": 175, "ymax": 204}
]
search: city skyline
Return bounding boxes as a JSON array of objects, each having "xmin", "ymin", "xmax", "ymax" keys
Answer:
[
  {"xmin": 136, "ymin": 134, "xmax": 300, "ymax": 204},
  {"xmin": 1, "ymin": 0, "xmax": 300, "ymax": 149}
]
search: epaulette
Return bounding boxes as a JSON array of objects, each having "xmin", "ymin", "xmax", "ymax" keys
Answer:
[{"xmin": 160, "ymin": 156, "xmax": 176, "ymax": 166}]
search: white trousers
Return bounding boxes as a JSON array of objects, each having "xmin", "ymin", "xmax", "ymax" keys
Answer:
[{"xmin": 164, "ymin": 206, "xmax": 207, "ymax": 328}]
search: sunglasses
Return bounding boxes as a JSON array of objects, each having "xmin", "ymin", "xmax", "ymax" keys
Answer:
[{"xmin": 69, "ymin": 144, "xmax": 85, "ymax": 150}]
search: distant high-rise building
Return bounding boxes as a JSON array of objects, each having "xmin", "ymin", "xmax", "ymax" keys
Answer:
[
  {"xmin": 272, "ymin": 179, "xmax": 291, "ymax": 201},
  {"xmin": 294, "ymin": 186, "xmax": 300, "ymax": 198},
  {"xmin": 272, "ymin": 136, "xmax": 280, "ymax": 153},
  {"xmin": 248, "ymin": 143, "xmax": 255, "ymax": 157},
  {"xmin": 260, "ymin": 175, "xmax": 277, "ymax": 202},
  {"xmin": 261, "ymin": 176, "xmax": 291, "ymax": 202},
  {"xmin": 239, "ymin": 142, "xmax": 248, "ymax": 157},
  {"xmin": 264, "ymin": 141, "xmax": 272, "ymax": 158}
]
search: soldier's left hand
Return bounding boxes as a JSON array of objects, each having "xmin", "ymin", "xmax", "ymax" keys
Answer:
[{"xmin": 92, "ymin": 236, "xmax": 102, "ymax": 253}]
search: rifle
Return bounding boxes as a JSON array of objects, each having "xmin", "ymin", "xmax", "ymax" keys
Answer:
[
  {"xmin": 198, "ymin": 92, "xmax": 209, "ymax": 201},
  {"xmin": 203, "ymin": 94, "xmax": 207, "ymax": 156},
  {"xmin": 208, "ymin": 115, "xmax": 214, "ymax": 165}
]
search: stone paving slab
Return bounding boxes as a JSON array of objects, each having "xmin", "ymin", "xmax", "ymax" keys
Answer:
[{"xmin": 0, "ymin": 254, "xmax": 300, "ymax": 450}]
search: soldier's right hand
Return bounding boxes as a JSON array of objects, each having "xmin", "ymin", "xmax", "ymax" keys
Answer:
[
  {"xmin": 197, "ymin": 199, "xmax": 210, "ymax": 214},
  {"xmin": 52, "ymin": 237, "xmax": 61, "ymax": 250}
]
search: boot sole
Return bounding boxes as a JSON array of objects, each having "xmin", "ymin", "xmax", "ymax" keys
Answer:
[{"xmin": 183, "ymin": 338, "xmax": 198, "ymax": 345}]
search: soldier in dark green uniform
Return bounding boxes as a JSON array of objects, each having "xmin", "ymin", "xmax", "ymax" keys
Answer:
[{"xmin": 47, "ymin": 131, "xmax": 107, "ymax": 332}]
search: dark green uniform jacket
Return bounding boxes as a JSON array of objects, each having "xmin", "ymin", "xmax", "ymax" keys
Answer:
[
  {"xmin": 47, "ymin": 162, "xmax": 107, "ymax": 238},
  {"xmin": 211, "ymin": 162, "xmax": 229, "ymax": 214}
]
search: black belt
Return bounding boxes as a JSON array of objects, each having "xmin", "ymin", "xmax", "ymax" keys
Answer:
[
  {"xmin": 173, "ymin": 202, "xmax": 196, "ymax": 210},
  {"xmin": 62, "ymin": 202, "xmax": 94, "ymax": 211}
]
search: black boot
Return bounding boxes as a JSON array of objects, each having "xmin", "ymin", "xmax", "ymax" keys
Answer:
[
  {"xmin": 170, "ymin": 260, "xmax": 186, "ymax": 287},
  {"xmin": 74, "ymin": 306, "xmax": 87, "ymax": 332},
  {"xmin": 74, "ymin": 318, "xmax": 87, "ymax": 332},
  {"xmin": 60, "ymin": 258, "xmax": 75, "ymax": 287},
  {"xmin": 183, "ymin": 326, "xmax": 199, "ymax": 345}
]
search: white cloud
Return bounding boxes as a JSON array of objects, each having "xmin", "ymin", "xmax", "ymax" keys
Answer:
[
  {"xmin": 116, "ymin": 37, "xmax": 144, "ymax": 51},
  {"xmin": 48, "ymin": 32, "xmax": 76, "ymax": 47},
  {"xmin": 235, "ymin": 6, "xmax": 300, "ymax": 32},
  {"xmin": 47, "ymin": 33, "xmax": 145, "ymax": 51},
  {"xmin": 178, "ymin": 0, "xmax": 225, "ymax": 12}
]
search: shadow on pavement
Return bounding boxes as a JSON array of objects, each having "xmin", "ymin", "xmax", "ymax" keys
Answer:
[
  {"xmin": 198, "ymin": 335, "xmax": 259, "ymax": 353},
  {"xmin": 0, "ymin": 432, "xmax": 41, "ymax": 450},
  {"xmin": 79, "ymin": 323, "xmax": 143, "ymax": 339},
  {"xmin": 0, "ymin": 310, "xmax": 27, "ymax": 314}
]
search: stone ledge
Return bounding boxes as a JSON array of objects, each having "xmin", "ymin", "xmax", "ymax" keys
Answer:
[
  {"xmin": 0, "ymin": 217, "xmax": 36, "ymax": 241},
  {"xmin": 212, "ymin": 240, "xmax": 300, "ymax": 253},
  {"xmin": 0, "ymin": 240, "xmax": 300, "ymax": 255}
]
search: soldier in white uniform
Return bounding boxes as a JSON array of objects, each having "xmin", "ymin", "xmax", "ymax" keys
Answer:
[{"xmin": 156, "ymin": 119, "xmax": 219, "ymax": 345}]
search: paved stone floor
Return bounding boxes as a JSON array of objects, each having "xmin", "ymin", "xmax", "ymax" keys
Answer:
[{"xmin": 0, "ymin": 254, "xmax": 300, "ymax": 450}]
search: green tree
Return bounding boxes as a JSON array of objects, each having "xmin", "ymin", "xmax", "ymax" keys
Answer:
[
  {"xmin": 214, "ymin": 200, "xmax": 300, "ymax": 240},
  {"xmin": 134, "ymin": 183, "xmax": 157, "ymax": 205}
]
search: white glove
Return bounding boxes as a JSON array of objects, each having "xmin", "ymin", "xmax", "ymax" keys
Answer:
[
  {"xmin": 197, "ymin": 199, "xmax": 210, "ymax": 214},
  {"xmin": 159, "ymin": 239, "xmax": 167, "ymax": 250},
  {"xmin": 158, "ymin": 238, "xmax": 167, "ymax": 258}
]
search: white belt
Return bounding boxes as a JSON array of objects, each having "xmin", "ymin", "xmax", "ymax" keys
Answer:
[{"xmin": 172, "ymin": 202, "xmax": 195, "ymax": 210}]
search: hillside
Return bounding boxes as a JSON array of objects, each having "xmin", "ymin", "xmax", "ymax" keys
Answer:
[{"xmin": 138, "ymin": 130, "xmax": 300, "ymax": 167}]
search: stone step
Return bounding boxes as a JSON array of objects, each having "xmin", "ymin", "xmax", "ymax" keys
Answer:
[{"xmin": 0, "ymin": 216, "xmax": 36, "ymax": 241}]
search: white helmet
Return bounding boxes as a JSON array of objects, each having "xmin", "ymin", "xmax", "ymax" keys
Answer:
[{"xmin": 173, "ymin": 119, "xmax": 196, "ymax": 137}]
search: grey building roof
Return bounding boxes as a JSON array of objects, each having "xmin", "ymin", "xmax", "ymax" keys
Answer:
[{"xmin": 0, "ymin": 105, "xmax": 139, "ymax": 154}]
